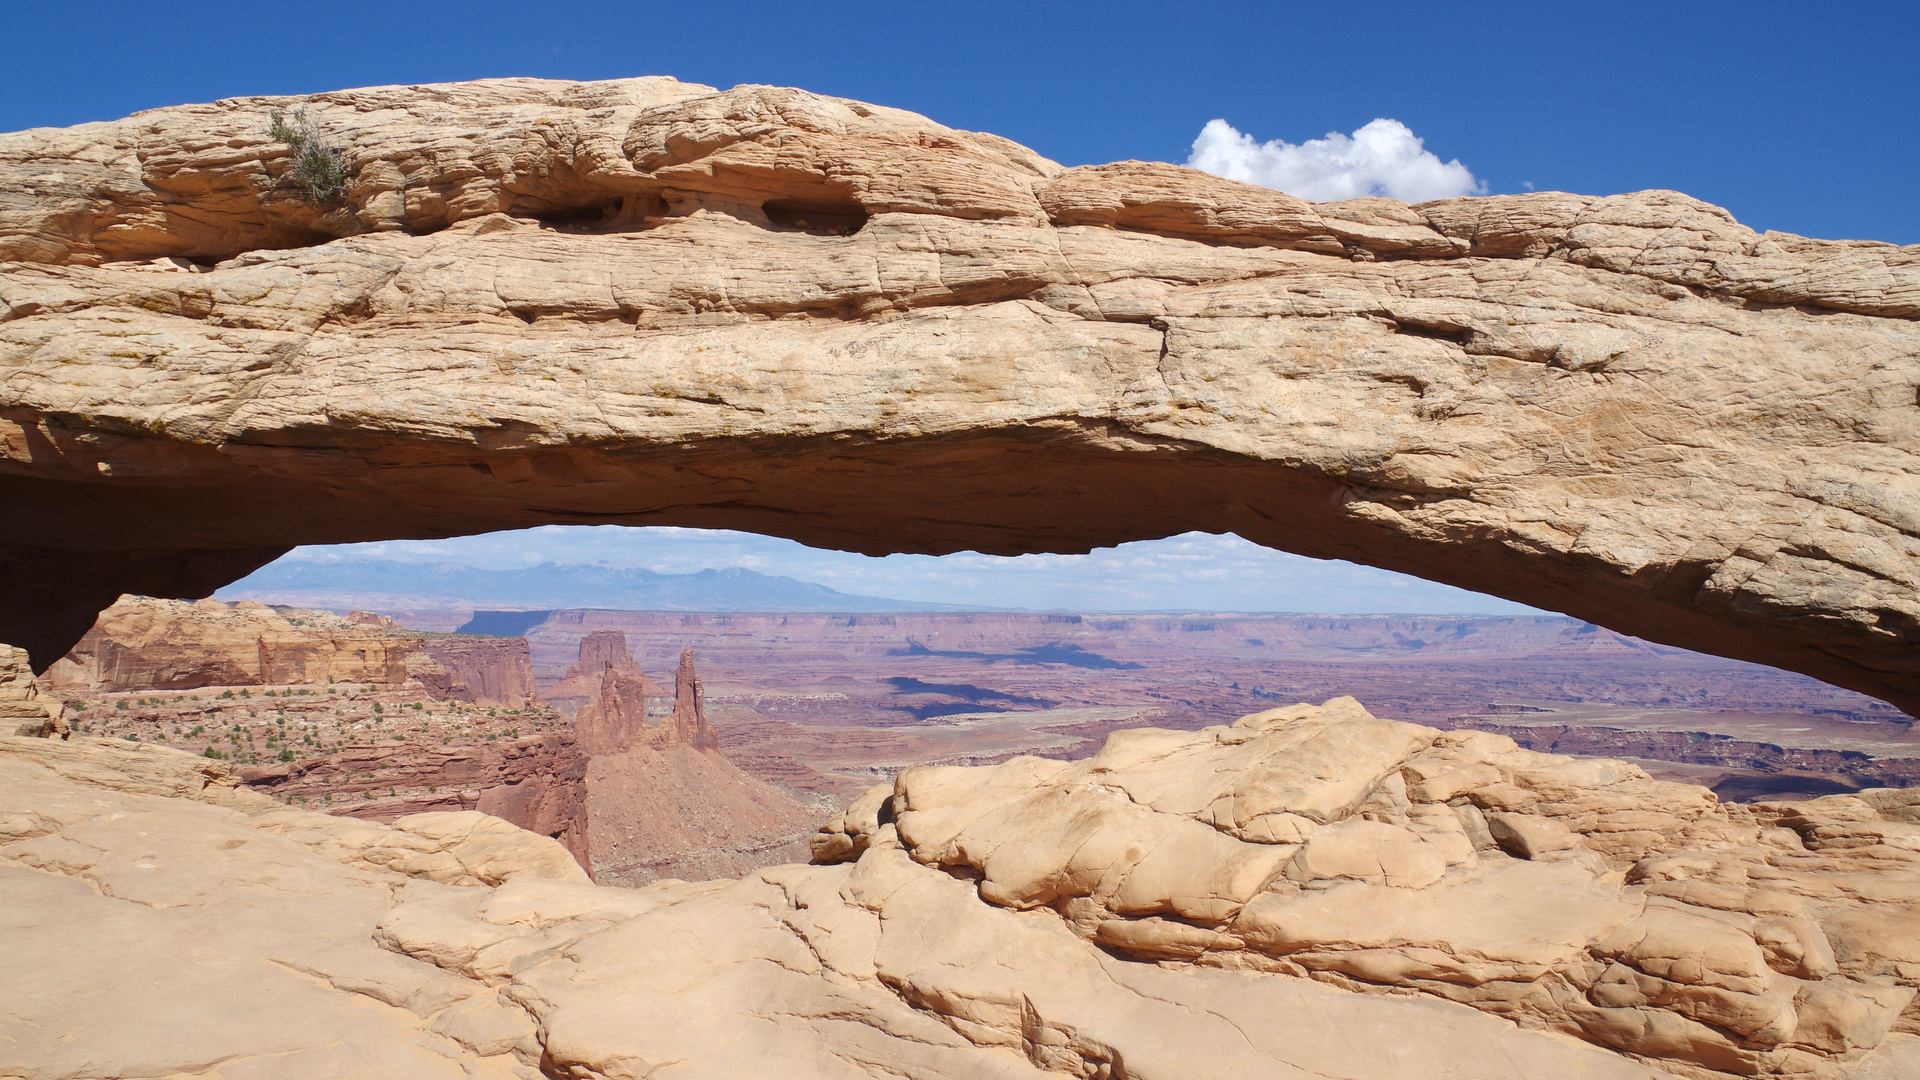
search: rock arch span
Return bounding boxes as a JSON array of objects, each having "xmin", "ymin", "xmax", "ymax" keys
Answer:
[{"xmin": 1, "ymin": 78, "xmax": 1916, "ymax": 713}]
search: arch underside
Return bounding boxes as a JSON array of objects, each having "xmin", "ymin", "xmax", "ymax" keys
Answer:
[{"xmin": 0, "ymin": 77, "xmax": 1915, "ymax": 712}]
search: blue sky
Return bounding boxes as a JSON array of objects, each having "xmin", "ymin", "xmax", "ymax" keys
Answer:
[
  {"xmin": 17, "ymin": 1, "xmax": 1913, "ymax": 613},
  {"xmin": 8, "ymin": 1, "xmax": 1915, "ymax": 243}
]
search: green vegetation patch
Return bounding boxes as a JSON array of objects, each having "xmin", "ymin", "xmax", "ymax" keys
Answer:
[{"xmin": 267, "ymin": 108, "xmax": 349, "ymax": 203}]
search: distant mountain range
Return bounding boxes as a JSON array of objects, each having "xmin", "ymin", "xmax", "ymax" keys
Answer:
[{"xmin": 218, "ymin": 559, "xmax": 991, "ymax": 614}]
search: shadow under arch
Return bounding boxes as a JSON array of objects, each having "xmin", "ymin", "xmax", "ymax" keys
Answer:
[{"xmin": 2, "ymin": 418, "xmax": 1915, "ymax": 718}]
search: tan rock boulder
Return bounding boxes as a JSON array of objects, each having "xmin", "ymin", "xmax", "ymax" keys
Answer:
[
  {"xmin": 0, "ymin": 642, "xmax": 64, "ymax": 737},
  {"xmin": 1, "ymin": 79, "xmax": 1917, "ymax": 719},
  {"xmin": 809, "ymin": 779, "xmax": 893, "ymax": 863},
  {"xmin": 0, "ymin": 734, "xmax": 590, "ymax": 1078},
  {"xmin": 869, "ymin": 697, "xmax": 1920, "ymax": 1077},
  {"xmin": 9, "ymin": 702, "xmax": 1920, "ymax": 1078}
]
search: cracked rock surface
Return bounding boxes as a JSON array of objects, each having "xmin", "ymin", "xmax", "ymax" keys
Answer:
[
  {"xmin": 5, "ymin": 698, "xmax": 1919, "ymax": 1079},
  {"xmin": 0, "ymin": 78, "xmax": 1917, "ymax": 713}
]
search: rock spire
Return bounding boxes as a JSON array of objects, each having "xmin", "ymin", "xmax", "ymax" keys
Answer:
[
  {"xmin": 570, "ymin": 638, "xmax": 719, "ymax": 753},
  {"xmin": 566, "ymin": 631, "xmax": 662, "ymax": 753},
  {"xmin": 667, "ymin": 648, "xmax": 721, "ymax": 751}
]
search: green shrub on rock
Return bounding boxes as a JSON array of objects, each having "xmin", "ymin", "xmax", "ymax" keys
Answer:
[{"xmin": 266, "ymin": 108, "xmax": 348, "ymax": 203}]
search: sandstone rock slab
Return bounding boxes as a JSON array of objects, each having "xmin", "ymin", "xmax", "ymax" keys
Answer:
[{"xmin": 0, "ymin": 78, "xmax": 1916, "ymax": 714}]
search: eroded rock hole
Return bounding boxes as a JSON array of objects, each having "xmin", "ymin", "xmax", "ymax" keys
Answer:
[
  {"xmin": 1392, "ymin": 320, "xmax": 1473, "ymax": 345},
  {"xmin": 535, "ymin": 200, "xmax": 625, "ymax": 230},
  {"xmin": 762, "ymin": 198, "xmax": 869, "ymax": 236},
  {"xmin": 533, "ymin": 194, "xmax": 666, "ymax": 233}
]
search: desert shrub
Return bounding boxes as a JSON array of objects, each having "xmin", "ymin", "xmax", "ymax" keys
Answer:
[
  {"xmin": 115, "ymin": 700, "xmax": 129, "ymax": 710},
  {"xmin": 266, "ymin": 108, "xmax": 349, "ymax": 203}
]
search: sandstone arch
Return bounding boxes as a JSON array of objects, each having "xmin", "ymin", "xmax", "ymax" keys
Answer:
[{"xmin": 2, "ymin": 78, "xmax": 1916, "ymax": 713}]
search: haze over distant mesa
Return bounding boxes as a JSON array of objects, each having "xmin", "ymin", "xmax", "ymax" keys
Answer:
[{"xmin": 220, "ymin": 526, "xmax": 1544, "ymax": 620}]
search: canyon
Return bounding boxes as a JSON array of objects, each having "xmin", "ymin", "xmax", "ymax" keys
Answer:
[
  {"xmin": 485, "ymin": 609, "xmax": 1920, "ymax": 802},
  {"xmin": 40, "ymin": 596, "xmax": 822, "ymax": 883},
  {"xmin": 3, "ymin": 75, "xmax": 1919, "ymax": 1079}
]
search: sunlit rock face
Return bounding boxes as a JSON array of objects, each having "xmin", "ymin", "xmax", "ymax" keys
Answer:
[
  {"xmin": 5, "ymin": 699, "xmax": 1918, "ymax": 1078},
  {"xmin": 2, "ymin": 77, "xmax": 1917, "ymax": 713},
  {"xmin": 45, "ymin": 595, "xmax": 421, "ymax": 691},
  {"xmin": 836, "ymin": 697, "xmax": 1920, "ymax": 1077}
]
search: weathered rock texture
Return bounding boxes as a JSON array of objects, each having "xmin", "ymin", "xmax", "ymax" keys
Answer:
[
  {"xmin": 582, "ymin": 741, "xmax": 821, "ymax": 886},
  {"xmin": 240, "ymin": 732, "xmax": 593, "ymax": 871},
  {"xmin": 47, "ymin": 594, "xmax": 542, "ymax": 709},
  {"xmin": 813, "ymin": 697, "xmax": 1920, "ymax": 1078},
  {"xmin": 46, "ymin": 594, "xmax": 421, "ymax": 690},
  {"xmin": 420, "ymin": 636, "xmax": 541, "ymax": 710},
  {"xmin": 664, "ymin": 647, "xmax": 721, "ymax": 751},
  {"xmin": 1, "ymin": 643, "xmax": 65, "ymax": 737},
  {"xmin": 7, "ymin": 707, "xmax": 1919, "ymax": 1078},
  {"xmin": 1, "ymin": 77, "xmax": 1917, "ymax": 713},
  {"xmin": 233, "ymin": 634, "xmax": 817, "ymax": 881}
]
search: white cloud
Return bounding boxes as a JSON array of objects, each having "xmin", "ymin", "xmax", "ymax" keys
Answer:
[{"xmin": 1186, "ymin": 117, "xmax": 1484, "ymax": 203}]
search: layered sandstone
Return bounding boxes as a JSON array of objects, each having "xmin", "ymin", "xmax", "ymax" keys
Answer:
[
  {"xmin": 420, "ymin": 636, "xmax": 541, "ymax": 710},
  {"xmin": 6, "ymin": 704, "xmax": 1918, "ymax": 1078},
  {"xmin": 661, "ymin": 647, "xmax": 721, "ymax": 751},
  {"xmin": 46, "ymin": 594, "xmax": 421, "ymax": 690},
  {"xmin": 583, "ymin": 741, "xmax": 821, "ymax": 885},
  {"xmin": 1, "ymin": 643, "xmax": 64, "ymax": 737},
  {"xmin": 48, "ymin": 616, "xmax": 807, "ymax": 879},
  {"xmin": 239, "ymin": 732, "xmax": 592, "ymax": 870},
  {"xmin": 0, "ymin": 78, "xmax": 1915, "ymax": 713},
  {"xmin": 816, "ymin": 697, "xmax": 1920, "ymax": 1077},
  {"xmin": 46, "ymin": 594, "xmax": 543, "ymax": 709}
]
